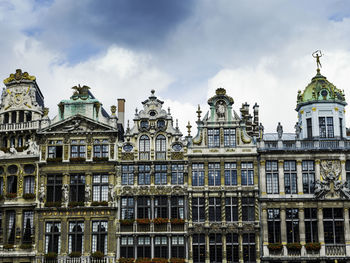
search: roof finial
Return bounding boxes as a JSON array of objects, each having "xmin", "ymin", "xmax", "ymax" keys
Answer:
[
  {"xmin": 312, "ymin": 50, "xmax": 323, "ymax": 73},
  {"xmin": 186, "ymin": 121, "xmax": 192, "ymax": 137},
  {"xmin": 196, "ymin": 105, "xmax": 202, "ymax": 121},
  {"xmin": 151, "ymin": 89, "xmax": 155, "ymax": 95},
  {"xmin": 168, "ymin": 107, "xmax": 171, "ymax": 115},
  {"xmin": 176, "ymin": 119, "xmax": 179, "ymax": 129}
]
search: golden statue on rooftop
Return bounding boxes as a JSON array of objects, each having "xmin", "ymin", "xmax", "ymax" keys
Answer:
[{"xmin": 312, "ymin": 50, "xmax": 323, "ymax": 70}]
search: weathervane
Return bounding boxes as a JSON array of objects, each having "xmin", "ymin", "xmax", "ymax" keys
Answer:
[{"xmin": 312, "ymin": 50, "xmax": 323, "ymax": 70}]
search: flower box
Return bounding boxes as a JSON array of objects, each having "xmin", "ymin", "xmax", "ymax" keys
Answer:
[
  {"xmin": 91, "ymin": 201, "xmax": 108, "ymax": 206},
  {"xmin": 23, "ymin": 193, "xmax": 35, "ymax": 199},
  {"xmin": 153, "ymin": 218, "xmax": 169, "ymax": 225},
  {"xmin": 45, "ymin": 252, "xmax": 58, "ymax": 259},
  {"xmin": 46, "ymin": 157, "xmax": 62, "ymax": 163},
  {"xmin": 93, "ymin": 157, "xmax": 109, "ymax": 162},
  {"xmin": 69, "ymin": 251, "xmax": 82, "ymax": 258},
  {"xmin": 152, "ymin": 258, "xmax": 168, "ymax": 263},
  {"xmin": 170, "ymin": 218, "xmax": 184, "ymax": 225},
  {"xmin": 68, "ymin": 201, "xmax": 84, "ymax": 208},
  {"xmin": 45, "ymin": 201, "xmax": 62, "ymax": 207},
  {"xmin": 136, "ymin": 258, "xmax": 152, "ymax": 263},
  {"xmin": 6, "ymin": 193, "xmax": 17, "ymax": 199},
  {"xmin": 91, "ymin": 251, "xmax": 104, "ymax": 259},
  {"xmin": 119, "ymin": 258, "xmax": 135, "ymax": 263},
  {"xmin": 170, "ymin": 258, "xmax": 185, "ymax": 263},
  {"xmin": 305, "ymin": 242, "xmax": 321, "ymax": 251},
  {"xmin": 286, "ymin": 242, "xmax": 302, "ymax": 251},
  {"xmin": 137, "ymin": 218, "xmax": 151, "ymax": 225},
  {"xmin": 69, "ymin": 157, "xmax": 86, "ymax": 163},
  {"xmin": 3, "ymin": 244, "xmax": 14, "ymax": 249},
  {"xmin": 120, "ymin": 219, "xmax": 134, "ymax": 225},
  {"xmin": 268, "ymin": 243, "xmax": 283, "ymax": 251}
]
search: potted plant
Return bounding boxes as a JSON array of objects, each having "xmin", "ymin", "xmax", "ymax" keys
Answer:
[
  {"xmin": 286, "ymin": 242, "xmax": 302, "ymax": 251},
  {"xmin": 170, "ymin": 258, "xmax": 185, "ymax": 263},
  {"xmin": 45, "ymin": 201, "xmax": 62, "ymax": 207},
  {"xmin": 91, "ymin": 251, "xmax": 104, "ymax": 259},
  {"xmin": 137, "ymin": 218, "xmax": 151, "ymax": 225},
  {"xmin": 69, "ymin": 157, "xmax": 86, "ymax": 163},
  {"xmin": 305, "ymin": 242, "xmax": 321, "ymax": 251},
  {"xmin": 170, "ymin": 218, "xmax": 185, "ymax": 225},
  {"xmin": 93, "ymin": 157, "xmax": 109, "ymax": 162},
  {"xmin": 152, "ymin": 258, "xmax": 168, "ymax": 263},
  {"xmin": 46, "ymin": 157, "xmax": 62, "ymax": 163},
  {"xmin": 0, "ymin": 194, "xmax": 4, "ymax": 201},
  {"xmin": 153, "ymin": 218, "xmax": 169, "ymax": 224},
  {"xmin": 6, "ymin": 193, "xmax": 17, "ymax": 199},
  {"xmin": 23, "ymin": 193, "xmax": 35, "ymax": 199},
  {"xmin": 267, "ymin": 242, "xmax": 283, "ymax": 252},
  {"xmin": 3, "ymin": 244, "xmax": 14, "ymax": 249},
  {"xmin": 135, "ymin": 258, "xmax": 152, "ymax": 263},
  {"xmin": 69, "ymin": 251, "xmax": 82, "ymax": 258},
  {"xmin": 19, "ymin": 243, "xmax": 32, "ymax": 249},
  {"xmin": 91, "ymin": 201, "xmax": 108, "ymax": 206},
  {"xmin": 68, "ymin": 201, "xmax": 84, "ymax": 208}
]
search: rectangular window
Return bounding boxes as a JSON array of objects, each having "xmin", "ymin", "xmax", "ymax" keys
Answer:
[
  {"xmin": 305, "ymin": 208, "xmax": 318, "ymax": 243},
  {"xmin": 93, "ymin": 139, "xmax": 109, "ymax": 158},
  {"xmin": 323, "ymin": 208, "xmax": 344, "ymax": 244},
  {"xmin": 209, "ymin": 197, "xmax": 221, "ymax": 222},
  {"xmin": 22, "ymin": 211, "xmax": 34, "ymax": 244},
  {"xmin": 171, "ymin": 236, "xmax": 185, "ymax": 259},
  {"xmin": 192, "ymin": 197, "xmax": 205, "ymax": 222},
  {"xmin": 319, "ymin": 117, "xmax": 334, "ymax": 138},
  {"xmin": 24, "ymin": 176, "xmax": 35, "ymax": 194},
  {"xmin": 171, "ymin": 196, "xmax": 184, "ymax": 219},
  {"xmin": 193, "ymin": 234, "xmax": 205, "ymax": 263},
  {"xmin": 137, "ymin": 236, "xmax": 151, "ymax": 258},
  {"xmin": 7, "ymin": 175, "xmax": 17, "ymax": 194},
  {"xmin": 286, "ymin": 208, "xmax": 299, "ymax": 243},
  {"xmin": 138, "ymin": 165, "xmax": 150, "ymax": 185},
  {"xmin": 266, "ymin": 161, "xmax": 279, "ymax": 194},
  {"xmin": 242, "ymin": 197, "xmax": 255, "ymax": 221},
  {"xmin": 154, "ymin": 196, "xmax": 168, "ymax": 218},
  {"xmin": 208, "ymin": 163, "xmax": 221, "ymax": 186},
  {"xmin": 121, "ymin": 197, "xmax": 134, "ymax": 219},
  {"xmin": 122, "ymin": 165, "xmax": 134, "ymax": 185},
  {"xmin": 225, "ymin": 197, "xmax": 238, "ymax": 222},
  {"xmin": 45, "ymin": 221, "xmax": 61, "ymax": 253},
  {"xmin": 68, "ymin": 221, "xmax": 84, "ymax": 253},
  {"xmin": 70, "ymin": 174, "xmax": 85, "ymax": 202},
  {"xmin": 155, "ymin": 164, "xmax": 167, "ymax": 185},
  {"xmin": 192, "ymin": 163, "xmax": 204, "ymax": 186},
  {"xmin": 241, "ymin": 162, "xmax": 254, "ymax": 185},
  {"xmin": 346, "ymin": 160, "xmax": 350, "ymax": 187},
  {"xmin": 92, "ymin": 221, "xmax": 108, "ymax": 254},
  {"xmin": 47, "ymin": 175, "xmax": 62, "ymax": 202},
  {"xmin": 208, "ymin": 128, "xmax": 220, "ymax": 148},
  {"xmin": 224, "ymin": 163, "xmax": 237, "ymax": 186},
  {"xmin": 226, "ymin": 234, "xmax": 239, "ymax": 263},
  {"xmin": 70, "ymin": 139, "xmax": 86, "ymax": 158},
  {"xmin": 284, "ymin": 161, "xmax": 297, "ymax": 194},
  {"xmin": 137, "ymin": 196, "xmax": 151, "ymax": 219},
  {"xmin": 121, "ymin": 236, "xmax": 134, "ymax": 258},
  {"xmin": 171, "ymin": 164, "xmax": 184, "ymax": 185},
  {"xmin": 307, "ymin": 118, "xmax": 312, "ymax": 138},
  {"xmin": 92, "ymin": 174, "xmax": 108, "ymax": 202},
  {"xmin": 224, "ymin": 128, "xmax": 236, "ymax": 147},
  {"xmin": 6, "ymin": 211, "xmax": 16, "ymax": 244},
  {"xmin": 302, "ymin": 160, "xmax": 315, "ymax": 194},
  {"xmin": 340, "ymin": 118, "xmax": 343, "ymax": 138},
  {"xmin": 48, "ymin": 140, "xmax": 63, "ymax": 159},
  {"xmin": 0, "ymin": 177, "xmax": 3, "ymax": 196},
  {"xmin": 267, "ymin": 209, "xmax": 280, "ymax": 243},
  {"xmin": 154, "ymin": 236, "xmax": 168, "ymax": 258},
  {"xmin": 209, "ymin": 234, "xmax": 222, "ymax": 263},
  {"xmin": 243, "ymin": 233, "xmax": 256, "ymax": 263}
]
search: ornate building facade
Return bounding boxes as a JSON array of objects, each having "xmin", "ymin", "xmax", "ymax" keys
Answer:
[{"xmin": 1, "ymin": 62, "xmax": 350, "ymax": 263}]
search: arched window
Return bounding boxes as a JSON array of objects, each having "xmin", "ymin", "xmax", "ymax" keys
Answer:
[
  {"xmin": 155, "ymin": 135, "xmax": 166, "ymax": 160},
  {"xmin": 139, "ymin": 135, "xmax": 150, "ymax": 160}
]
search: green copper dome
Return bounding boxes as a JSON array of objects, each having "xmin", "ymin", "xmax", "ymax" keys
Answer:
[{"xmin": 296, "ymin": 69, "xmax": 346, "ymax": 110}]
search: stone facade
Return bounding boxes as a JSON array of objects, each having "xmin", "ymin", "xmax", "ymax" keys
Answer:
[{"xmin": 0, "ymin": 66, "xmax": 350, "ymax": 263}]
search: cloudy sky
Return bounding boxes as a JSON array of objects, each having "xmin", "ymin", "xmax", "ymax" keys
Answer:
[{"xmin": 1, "ymin": 0, "xmax": 350, "ymax": 135}]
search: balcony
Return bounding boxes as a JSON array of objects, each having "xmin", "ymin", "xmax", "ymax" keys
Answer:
[
  {"xmin": 40, "ymin": 257, "xmax": 112, "ymax": 263},
  {"xmin": 0, "ymin": 120, "xmax": 40, "ymax": 132},
  {"xmin": 325, "ymin": 244, "xmax": 346, "ymax": 256}
]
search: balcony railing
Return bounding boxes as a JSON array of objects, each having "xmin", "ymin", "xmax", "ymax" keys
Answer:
[
  {"xmin": 0, "ymin": 120, "xmax": 40, "ymax": 132},
  {"xmin": 325, "ymin": 244, "xmax": 346, "ymax": 256},
  {"xmin": 260, "ymin": 139, "xmax": 348, "ymax": 151},
  {"xmin": 40, "ymin": 257, "xmax": 112, "ymax": 263}
]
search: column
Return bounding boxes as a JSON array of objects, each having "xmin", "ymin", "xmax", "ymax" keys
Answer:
[
  {"xmin": 278, "ymin": 160, "xmax": 285, "ymax": 195},
  {"xmin": 280, "ymin": 208, "xmax": 287, "ymax": 256},
  {"xmin": 341, "ymin": 160, "xmax": 347, "ymax": 183},
  {"xmin": 8, "ymin": 111, "xmax": 12, "ymax": 124},
  {"xmin": 115, "ymin": 235, "xmax": 120, "ymax": 259},
  {"xmin": 255, "ymin": 232, "xmax": 260, "ymax": 263},
  {"xmin": 205, "ymin": 192, "xmax": 209, "ymax": 227},
  {"xmin": 24, "ymin": 111, "xmax": 27, "ymax": 122},
  {"xmin": 221, "ymin": 192, "xmax": 226, "ymax": 224},
  {"xmin": 262, "ymin": 209, "xmax": 269, "ymax": 257},
  {"xmin": 61, "ymin": 218, "xmax": 67, "ymax": 255},
  {"xmin": 239, "ymin": 233, "xmax": 243, "ymax": 263},
  {"xmin": 344, "ymin": 208, "xmax": 350, "ymax": 255},
  {"xmin": 151, "ymin": 235, "xmax": 154, "ymax": 259},
  {"xmin": 237, "ymin": 161, "xmax": 241, "ymax": 185},
  {"xmin": 220, "ymin": 160, "xmax": 225, "ymax": 186},
  {"xmin": 188, "ymin": 235, "xmax": 193, "ymax": 263},
  {"xmin": 317, "ymin": 208, "xmax": 325, "ymax": 256},
  {"xmin": 297, "ymin": 160, "xmax": 303, "ymax": 195},
  {"xmin": 315, "ymin": 159, "xmax": 320, "ymax": 181},
  {"xmin": 16, "ymin": 111, "xmax": 19, "ymax": 123},
  {"xmin": 222, "ymin": 234, "xmax": 227, "ymax": 263},
  {"xmin": 260, "ymin": 161, "xmax": 266, "ymax": 196},
  {"xmin": 299, "ymin": 208, "xmax": 306, "ymax": 256},
  {"xmin": 16, "ymin": 210, "xmax": 23, "ymax": 245},
  {"xmin": 84, "ymin": 219, "xmax": 91, "ymax": 256},
  {"xmin": 204, "ymin": 161, "xmax": 209, "ymax": 186}
]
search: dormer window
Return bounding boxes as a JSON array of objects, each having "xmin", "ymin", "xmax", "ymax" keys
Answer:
[
  {"xmin": 140, "ymin": 120, "xmax": 149, "ymax": 129},
  {"xmin": 157, "ymin": 120, "xmax": 165, "ymax": 129},
  {"xmin": 149, "ymin": 110, "xmax": 157, "ymax": 117},
  {"xmin": 319, "ymin": 117, "xmax": 334, "ymax": 138}
]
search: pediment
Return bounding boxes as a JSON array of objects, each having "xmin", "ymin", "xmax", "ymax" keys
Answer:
[{"xmin": 40, "ymin": 114, "xmax": 117, "ymax": 134}]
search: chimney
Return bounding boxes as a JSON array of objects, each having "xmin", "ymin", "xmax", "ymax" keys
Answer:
[{"xmin": 117, "ymin": 99, "xmax": 125, "ymax": 129}]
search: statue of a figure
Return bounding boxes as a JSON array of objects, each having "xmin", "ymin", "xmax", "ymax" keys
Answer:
[
  {"xmin": 295, "ymin": 122, "xmax": 301, "ymax": 139},
  {"xmin": 109, "ymin": 184, "xmax": 117, "ymax": 205},
  {"xmin": 276, "ymin": 122, "xmax": 283, "ymax": 139},
  {"xmin": 39, "ymin": 183, "xmax": 45, "ymax": 203},
  {"xmin": 62, "ymin": 119, "xmax": 81, "ymax": 132},
  {"xmin": 312, "ymin": 50, "xmax": 323, "ymax": 69},
  {"xmin": 258, "ymin": 123, "xmax": 264, "ymax": 138},
  {"xmin": 62, "ymin": 184, "xmax": 69, "ymax": 205},
  {"xmin": 9, "ymin": 146, "xmax": 17, "ymax": 155},
  {"xmin": 25, "ymin": 138, "xmax": 39, "ymax": 155},
  {"xmin": 216, "ymin": 101, "xmax": 225, "ymax": 118},
  {"xmin": 85, "ymin": 185, "xmax": 91, "ymax": 202}
]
